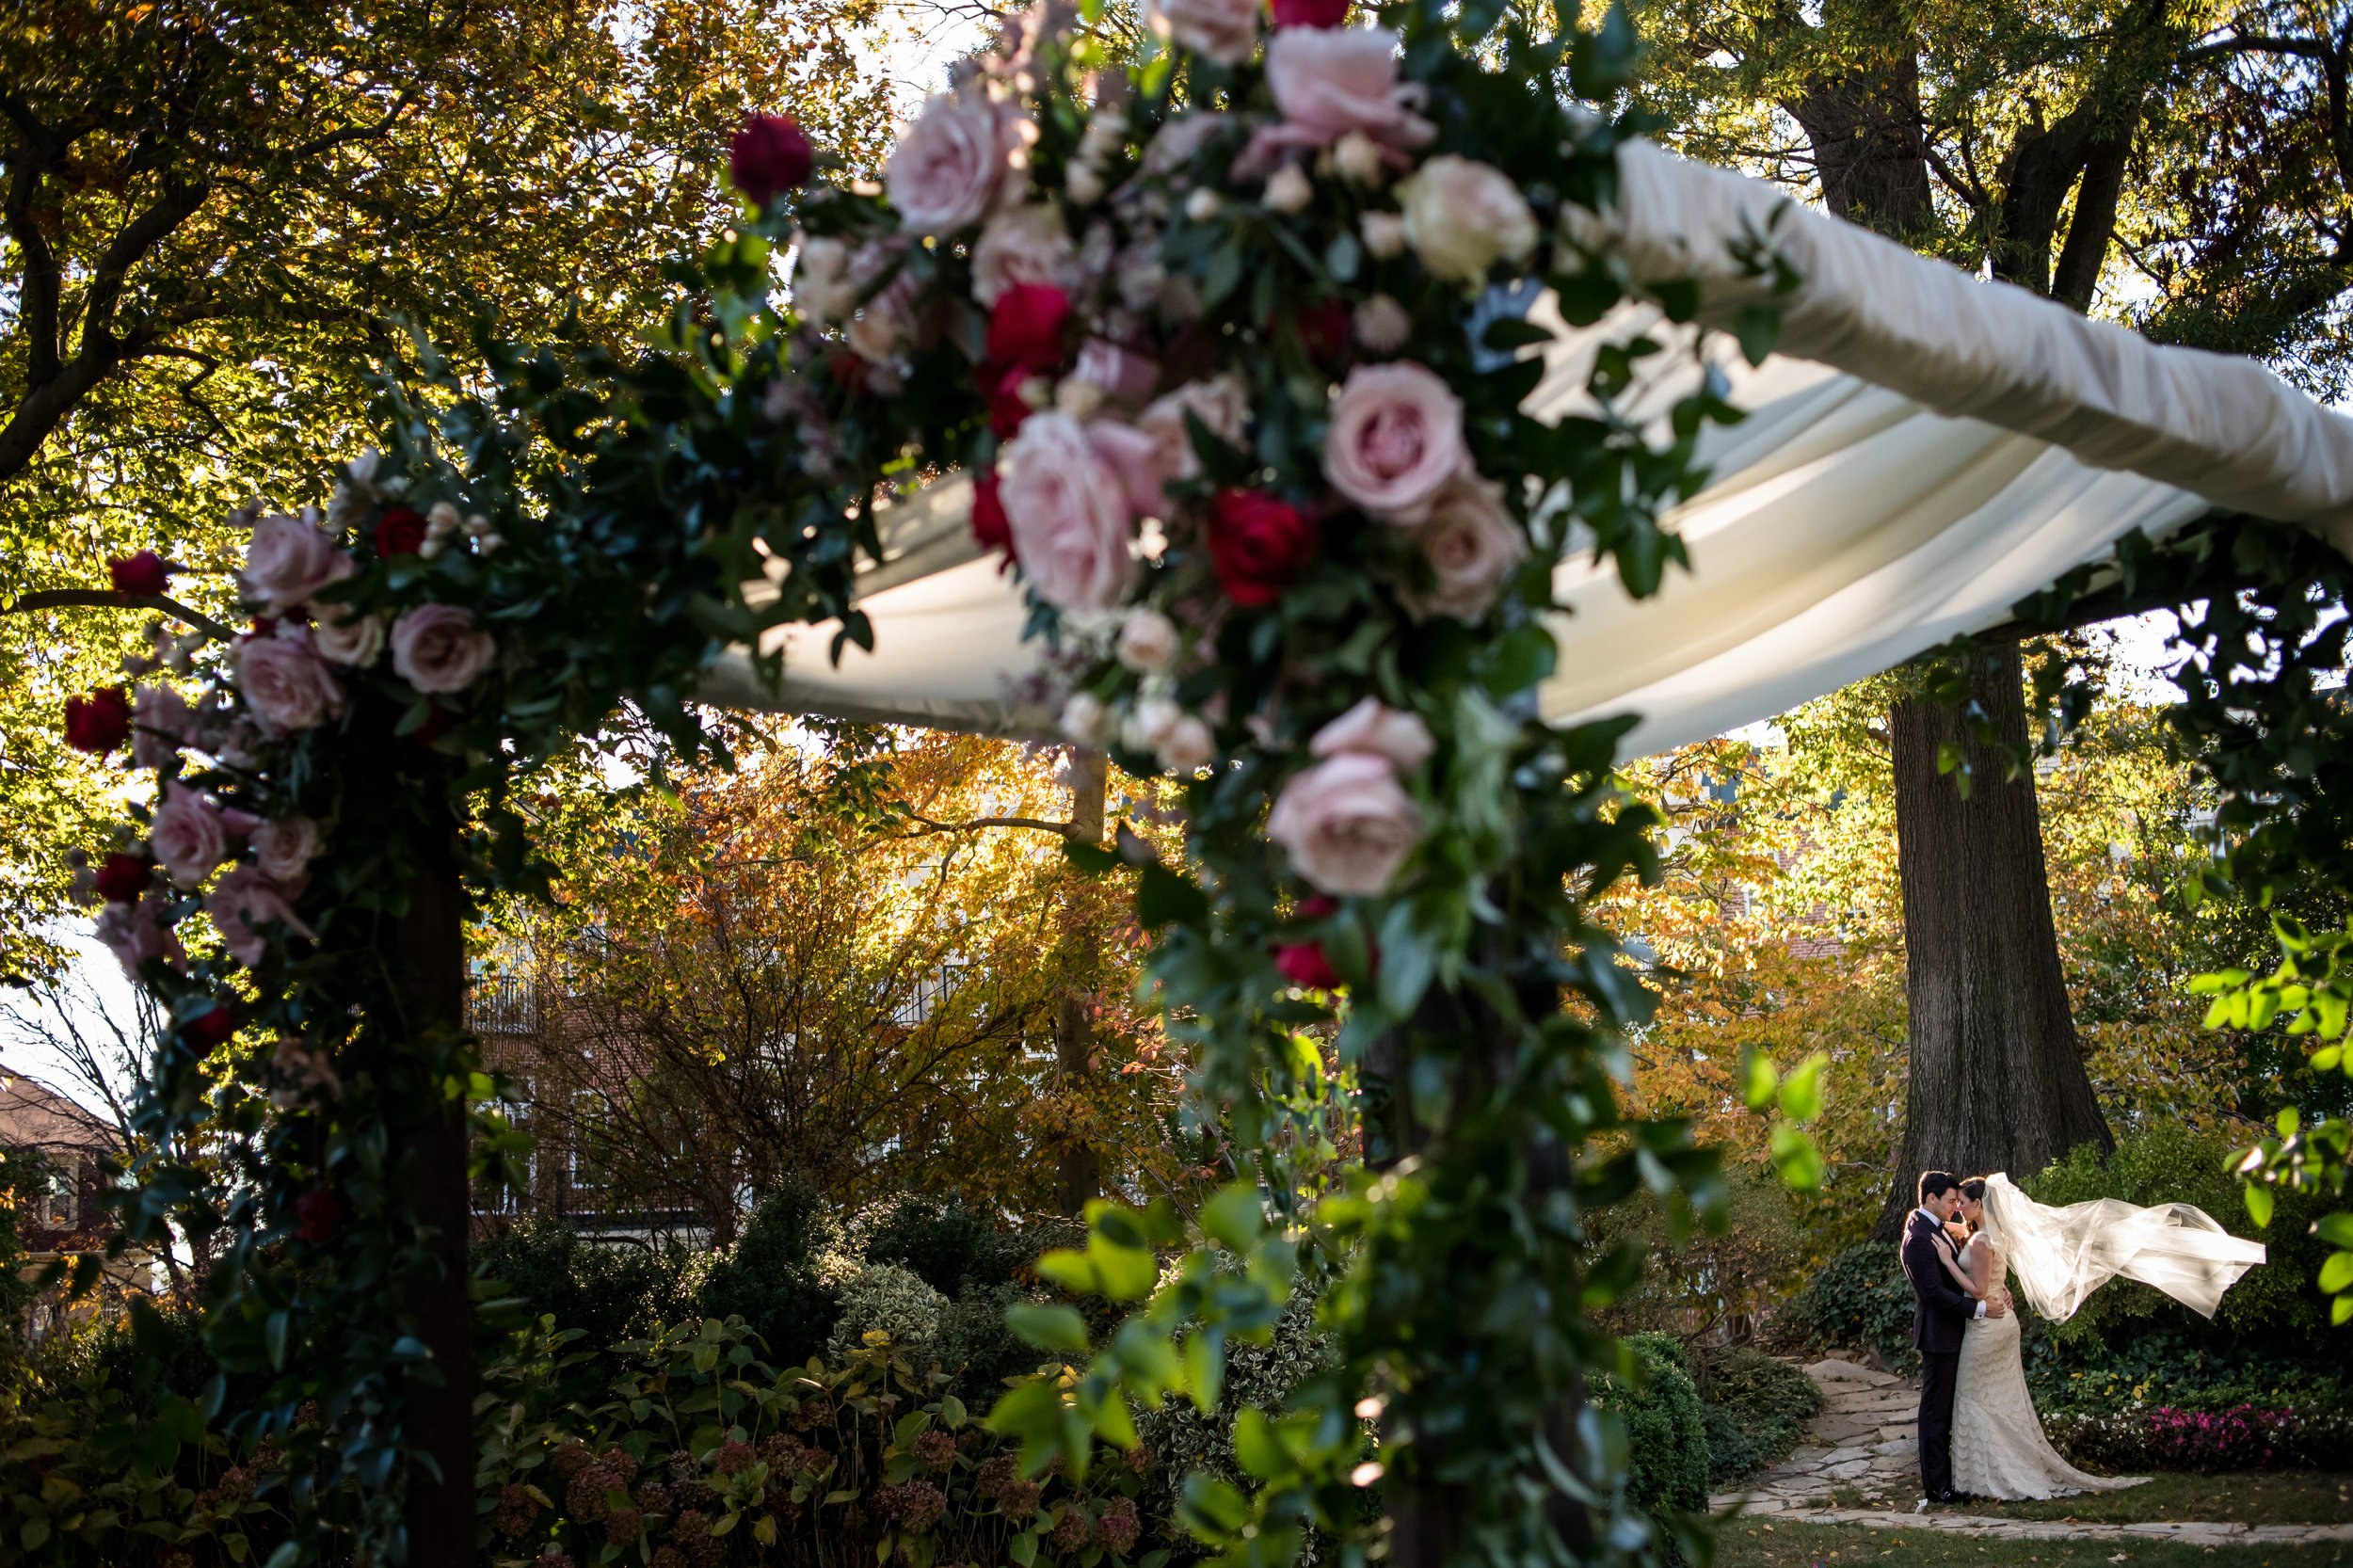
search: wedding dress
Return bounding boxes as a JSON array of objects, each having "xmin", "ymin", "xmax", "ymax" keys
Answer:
[{"xmin": 1949, "ymin": 1173, "xmax": 2268, "ymax": 1500}]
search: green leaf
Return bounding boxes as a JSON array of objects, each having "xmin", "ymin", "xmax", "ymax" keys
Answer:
[
  {"xmin": 1007, "ymin": 1304, "xmax": 1091, "ymax": 1353},
  {"xmin": 1739, "ymin": 1048, "xmax": 1777, "ymax": 1111},
  {"xmin": 2319, "ymin": 1250, "xmax": 2353, "ymax": 1295},
  {"xmin": 1776, "ymin": 1052, "xmax": 1828, "ymax": 1123},
  {"xmin": 1569, "ymin": 0, "xmax": 1641, "ymax": 96},
  {"xmin": 1769, "ymin": 1124, "xmax": 1824, "ymax": 1191},
  {"xmin": 2313, "ymin": 1212, "xmax": 2353, "ymax": 1250},
  {"xmin": 1199, "ymin": 1184, "xmax": 1264, "ymax": 1251},
  {"xmin": 1135, "ymin": 862, "xmax": 1209, "ymax": 929},
  {"xmin": 1732, "ymin": 303, "xmax": 1782, "ymax": 366},
  {"xmin": 2244, "ymin": 1183, "xmax": 2276, "ymax": 1228},
  {"xmin": 1230, "ymin": 1407, "xmax": 1288, "ymax": 1481},
  {"xmin": 1011, "ymin": 1530, "xmax": 1039, "ymax": 1567}
]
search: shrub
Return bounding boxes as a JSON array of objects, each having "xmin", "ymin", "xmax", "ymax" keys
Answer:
[
  {"xmin": 1694, "ymin": 1346, "xmax": 1821, "ymax": 1484},
  {"xmin": 824, "ymin": 1263, "xmax": 949, "ymax": 1364},
  {"xmin": 472, "ymin": 1219, "xmax": 704, "ymax": 1352},
  {"xmin": 1774, "ymin": 1241, "xmax": 1915, "ymax": 1368},
  {"xmin": 697, "ymin": 1184, "xmax": 843, "ymax": 1367},
  {"xmin": 2044, "ymin": 1402, "xmax": 2353, "ymax": 1474},
  {"xmin": 856, "ymin": 1194, "xmax": 1028, "ymax": 1298},
  {"xmin": 1593, "ymin": 1333, "xmax": 1710, "ymax": 1528}
]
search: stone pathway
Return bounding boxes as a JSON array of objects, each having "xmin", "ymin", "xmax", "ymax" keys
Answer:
[{"xmin": 1707, "ymin": 1354, "xmax": 2353, "ymax": 1548}]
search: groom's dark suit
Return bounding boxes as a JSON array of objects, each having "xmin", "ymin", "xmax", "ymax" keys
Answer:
[{"xmin": 1900, "ymin": 1208, "xmax": 1977, "ymax": 1498}]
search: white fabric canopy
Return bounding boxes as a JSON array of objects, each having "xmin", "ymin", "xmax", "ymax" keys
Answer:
[{"xmin": 699, "ymin": 139, "xmax": 2353, "ymax": 752}]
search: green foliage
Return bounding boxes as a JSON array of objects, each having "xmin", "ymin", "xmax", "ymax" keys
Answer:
[
  {"xmin": 1592, "ymin": 1334, "xmax": 1710, "ymax": 1529},
  {"xmin": 472, "ymin": 1219, "xmax": 708, "ymax": 1354},
  {"xmin": 1693, "ymin": 1348, "xmax": 1821, "ymax": 1485},
  {"xmin": 1777, "ymin": 1242, "xmax": 1917, "ymax": 1368},
  {"xmin": 696, "ymin": 1186, "xmax": 844, "ymax": 1370}
]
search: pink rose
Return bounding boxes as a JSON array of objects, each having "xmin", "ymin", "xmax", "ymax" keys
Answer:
[
  {"xmin": 391, "ymin": 603, "xmax": 498, "ymax": 694},
  {"xmin": 94, "ymin": 890, "xmax": 186, "ymax": 979},
  {"xmin": 243, "ymin": 513, "xmax": 342, "ymax": 614},
  {"xmin": 1144, "ymin": 112, "xmax": 1232, "ymax": 176},
  {"xmin": 132, "ymin": 682, "xmax": 192, "ymax": 771},
  {"xmin": 254, "ymin": 815, "xmax": 326, "ymax": 887},
  {"xmin": 1406, "ymin": 475, "xmax": 1528, "ymax": 620},
  {"xmin": 1158, "ymin": 713, "xmax": 1217, "ymax": 774},
  {"xmin": 1139, "ymin": 375, "xmax": 1251, "ymax": 485},
  {"xmin": 886, "ymin": 88, "xmax": 1022, "ymax": 236},
  {"xmin": 151, "ymin": 781, "xmax": 228, "ymax": 888},
  {"xmin": 972, "ymin": 204, "xmax": 1079, "ymax": 307},
  {"xmin": 312, "ymin": 607, "xmax": 386, "ymax": 667},
  {"xmin": 1116, "ymin": 609, "xmax": 1180, "ymax": 673},
  {"xmin": 1310, "ymin": 696, "xmax": 1434, "ymax": 771},
  {"xmin": 1085, "ymin": 418, "xmax": 1174, "ymax": 518},
  {"xmin": 1144, "ymin": 0, "xmax": 1259, "ymax": 63},
  {"xmin": 206, "ymin": 866, "xmax": 313, "ymax": 967},
  {"xmin": 235, "ymin": 624, "xmax": 345, "ymax": 735},
  {"xmin": 268, "ymin": 1036, "xmax": 343, "ymax": 1110},
  {"xmin": 1322, "ymin": 361, "xmax": 1467, "ymax": 523},
  {"xmin": 1266, "ymin": 752, "xmax": 1423, "ymax": 897},
  {"xmin": 1072, "ymin": 338, "xmax": 1162, "ymax": 405},
  {"xmin": 1258, "ymin": 28, "xmax": 1433, "ymax": 159},
  {"xmin": 1000, "ymin": 411, "xmax": 1136, "ymax": 612}
]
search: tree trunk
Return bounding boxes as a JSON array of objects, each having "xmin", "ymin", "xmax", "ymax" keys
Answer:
[
  {"xmin": 1054, "ymin": 750, "xmax": 1109, "ymax": 1216},
  {"xmin": 395, "ymin": 853, "xmax": 476, "ymax": 1561},
  {"xmin": 1870, "ymin": 645, "xmax": 2113, "ymax": 1240}
]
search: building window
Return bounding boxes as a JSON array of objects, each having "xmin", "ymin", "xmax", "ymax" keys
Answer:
[{"xmin": 40, "ymin": 1166, "xmax": 74, "ymax": 1229}]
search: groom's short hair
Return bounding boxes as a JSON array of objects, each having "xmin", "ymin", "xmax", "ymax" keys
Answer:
[{"xmin": 1918, "ymin": 1170, "xmax": 1961, "ymax": 1205}]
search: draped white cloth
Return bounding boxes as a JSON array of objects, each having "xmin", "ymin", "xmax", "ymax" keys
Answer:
[
  {"xmin": 699, "ymin": 140, "xmax": 2353, "ymax": 751},
  {"xmin": 1977, "ymin": 1172, "xmax": 2267, "ymax": 1324}
]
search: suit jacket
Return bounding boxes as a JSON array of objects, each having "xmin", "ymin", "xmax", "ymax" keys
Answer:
[{"xmin": 1901, "ymin": 1209, "xmax": 1977, "ymax": 1353}]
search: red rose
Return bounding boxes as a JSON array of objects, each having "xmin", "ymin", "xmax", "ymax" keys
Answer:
[
  {"xmin": 184, "ymin": 1004, "xmax": 237, "ymax": 1054},
  {"xmin": 93, "ymin": 852, "xmax": 151, "ymax": 904},
  {"xmin": 409, "ymin": 703, "xmax": 456, "ymax": 748},
  {"xmin": 1208, "ymin": 490, "xmax": 1319, "ymax": 605},
  {"xmin": 1270, "ymin": 0, "xmax": 1348, "ymax": 24},
  {"xmin": 109, "ymin": 551, "xmax": 173, "ymax": 598},
  {"xmin": 828, "ymin": 348, "xmax": 871, "ymax": 396},
  {"xmin": 971, "ymin": 472, "xmax": 1016, "ymax": 557},
  {"xmin": 1273, "ymin": 941, "xmax": 1342, "ymax": 990},
  {"xmin": 294, "ymin": 1189, "xmax": 343, "ymax": 1244},
  {"xmin": 984, "ymin": 283, "xmax": 1072, "ymax": 372},
  {"xmin": 730, "ymin": 113, "xmax": 813, "ymax": 208},
  {"xmin": 979, "ymin": 360, "xmax": 1039, "ymax": 439},
  {"xmin": 373, "ymin": 507, "xmax": 426, "ymax": 556},
  {"xmin": 1297, "ymin": 299, "xmax": 1352, "ymax": 364},
  {"xmin": 64, "ymin": 688, "xmax": 132, "ymax": 754}
]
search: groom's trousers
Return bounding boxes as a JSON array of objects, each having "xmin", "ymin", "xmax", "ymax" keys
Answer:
[{"xmin": 1917, "ymin": 1349, "xmax": 1960, "ymax": 1496}]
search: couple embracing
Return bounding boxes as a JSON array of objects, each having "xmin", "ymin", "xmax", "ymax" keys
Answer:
[{"xmin": 1900, "ymin": 1168, "xmax": 2268, "ymax": 1505}]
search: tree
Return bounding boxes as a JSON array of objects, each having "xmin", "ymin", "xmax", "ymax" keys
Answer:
[{"xmin": 0, "ymin": 0, "xmax": 894, "ymax": 978}]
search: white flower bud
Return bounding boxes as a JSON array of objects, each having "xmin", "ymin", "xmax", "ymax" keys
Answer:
[
  {"xmin": 1184, "ymin": 187, "xmax": 1223, "ymax": 223},
  {"xmin": 1360, "ymin": 211, "xmax": 1407, "ymax": 260},
  {"xmin": 1353, "ymin": 294, "xmax": 1413, "ymax": 354},
  {"xmin": 1123, "ymin": 694, "xmax": 1183, "ymax": 754},
  {"xmin": 1116, "ymin": 608, "xmax": 1179, "ymax": 674},
  {"xmin": 477, "ymin": 533, "xmax": 504, "ymax": 555},
  {"xmin": 1334, "ymin": 131, "xmax": 1386, "ymax": 188},
  {"xmin": 1065, "ymin": 160, "xmax": 1107, "ymax": 207},
  {"xmin": 426, "ymin": 501, "xmax": 460, "ymax": 537},
  {"xmin": 1157, "ymin": 714, "xmax": 1216, "ymax": 775},
  {"xmin": 1264, "ymin": 164, "xmax": 1314, "ymax": 215},
  {"xmin": 1055, "ymin": 378, "xmax": 1106, "ymax": 421},
  {"xmin": 1061, "ymin": 691, "xmax": 1113, "ymax": 747}
]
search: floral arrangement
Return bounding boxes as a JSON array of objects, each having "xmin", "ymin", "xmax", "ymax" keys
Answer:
[{"xmin": 53, "ymin": 0, "xmax": 1797, "ymax": 1560}]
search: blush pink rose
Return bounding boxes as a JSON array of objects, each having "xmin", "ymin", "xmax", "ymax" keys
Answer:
[
  {"xmin": 1072, "ymin": 338, "xmax": 1162, "ymax": 405},
  {"xmin": 1310, "ymin": 696, "xmax": 1434, "ymax": 771},
  {"xmin": 1000, "ymin": 411, "xmax": 1136, "ymax": 612},
  {"xmin": 1259, "ymin": 28, "xmax": 1434, "ymax": 157},
  {"xmin": 1139, "ymin": 375, "xmax": 1250, "ymax": 484},
  {"xmin": 1395, "ymin": 154, "xmax": 1538, "ymax": 285},
  {"xmin": 94, "ymin": 890, "xmax": 186, "ymax": 979},
  {"xmin": 235, "ymin": 624, "xmax": 346, "ymax": 735},
  {"xmin": 1266, "ymin": 752, "xmax": 1423, "ymax": 897},
  {"xmin": 243, "ymin": 513, "xmax": 342, "ymax": 614},
  {"xmin": 151, "ymin": 780, "xmax": 229, "ymax": 888},
  {"xmin": 1322, "ymin": 361, "xmax": 1467, "ymax": 523},
  {"xmin": 391, "ymin": 603, "xmax": 498, "ymax": 694},
  {"xmin": 254, "ymin": 815, "xmax": 326, "ymax": 888},
  {"xmin": 1144, "ymin": 0, "xmax": 1259, "ymax": 64},
  {"xmin": 132, "ymin": 682, "xmax": 192, "ymax": 771},
  {"xmin": 971, "ymin": 204, "xmax": 1079, "ymax": 306},
  {"xmin": 1407, "ymin": 475, "xmax": 1529, "ymax": 620},
  {"xmin": 886, "ymin": 88, "xmax": 1022, "ymax": 236},
  {"xmin": 206, "ymin": 866, "xmax": 313, "ymax": 968},
  {"xmin": 1085, "ymin": 418, "xmax": 1174, "ymax": 518}
]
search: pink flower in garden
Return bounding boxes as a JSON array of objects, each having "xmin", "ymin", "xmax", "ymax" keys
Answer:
[
  {"xmin": 1073, "ymin": 338, "xmax": 1162, "ymax": 406},
  {"xmin": 1310, "ymin": 696, "xmax": 1434, "ymax": 771},
  {"xmin": 1322, "ymin": 361, "xmax": 1468, "ymax": 524},
  {"xmin": 234, "ymin": 623, "xmax": 346, "ymax": 734},
  {"xmin": 94, "ymin": 890, "xmax": 186, "ymax": 979},
  {"xmin": 1403, "ymin": 474, "xmax": 1529, "ymax": 621},
  {"xmin": 151, "ymin": 781, "xmax": 230, "ymax": 888},
  {"xmin": 205, "ymin": 866, "xmax": 313, "ymax": 966},
  {"xmin": 109, "ymin": 551, "xmax": 173, "ymax": 598},
  {"xmin": 294, "ymin": 1188, "xmax": 343, "ymax": 1244},
  {"xmin": 999, "ymin": 411, "xmax": 1136, "ymax": 613},
  {"xmin": 1259, "ymin": 28, "xmax": 1433, "ymax": 158},
  {"xmin": 268, "ymin": 1036, "xmax": 343, "ymax": 1110},
  {"xmin": 1138, "ymin": 375, "xmax": 1250, "ymax": 486},
  {"xmin": 885, "ymin": 88, "xmax": 1024, "ymax": 236},
  {"xmin": 253, "ymin": 815, "xmax": 326, "ymax": 887},
  {"xmin": 391, "ymin": 603, "xmax": 498, "ymax": 694},
  {"xmin": 1086, "ymin": 417, "xmax": 1174, "ymax": 518},
  {"xmin": 1266, "ymin": 751, "xmax": 1423, "ymax": 896},
  {"xmin": 730, "ymin": 113, "xmax": 814, "ymax": 206},
  {"xmin": 972, "ymin": 204, "xmax": 1079, "ymax": 307},
  {"xmin": 1144, "ymin": 0, "xmax": 1261, "ymax": 64},
  {"xmin": 242, "ymin": 512, "xmax": 341, "ymax": 615},
  {"xmin": 132, "ymin": 682, "xmax": 193, "ymax": 770}
]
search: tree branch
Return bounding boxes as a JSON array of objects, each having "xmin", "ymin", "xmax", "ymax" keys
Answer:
[
  {"xmin": 2, "ymin": 589, "xmax": 236, "ymax": 642},
  {"xmin": 2179, "ymin": 32, "xmax": 2328, "ymax": 63}
]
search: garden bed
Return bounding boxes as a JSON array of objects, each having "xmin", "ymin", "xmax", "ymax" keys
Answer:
[
  {"xmin": 1828, "ymin": 1471, "xmax": 2353, "ymax": 1525},
  {"xmin": 1715, "ymin": 1516, "xmax": 2351, "ymax": 1567}
]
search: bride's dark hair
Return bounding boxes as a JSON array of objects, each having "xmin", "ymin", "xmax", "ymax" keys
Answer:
[{"xmin": 1960, "ymin": 1177, "xmax": 1989, "ymax": 1235}]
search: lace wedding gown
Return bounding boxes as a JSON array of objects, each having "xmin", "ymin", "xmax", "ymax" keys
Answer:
[{"xmin": 1950, "ymin": 1173, "xmax": 2268, "ymax": 1500}]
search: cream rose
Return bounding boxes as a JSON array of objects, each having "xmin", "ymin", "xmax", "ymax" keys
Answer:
[
  {"xmin": 1138, "ymin": 375, "xmax": 1250, "ymax": 484},
  {"xmin": 972, "ymin": 204, "xmax": 1078, "ymax": 306},
  {"xmin": 152, "ymin": 781, "xmax": 228, "ymax": 888},
  {"xmin": 1395, "ymin": 154, "xmax": 1537, "ymax": 286},
  {"xmin": 235, "ymin": 625, "xmax": 346, "ymax": 735},
  {"xmin": 254, "ymin": 815, "xmax": 327, "ymax": 887},
  {"xmin": 1061, "ymin": 691, "xmax": 1114, "ymax": 747},
  {"xmin": 1158, "ymin": 714, "xmax": 1217, "ymax": 775},
  {"xmin": 1123, "ymin": 693, "xmax": 1184, "ymax": 755},
  {"xmin": 206, "ymin": 867, "xmax": 313, "ymax": 968},
  {"xmin": 1000, "ymin": 411, "xmax": 1136, "ymax": 613},
  {"xmin": 1266, "ymin": 752, "xmax": 1423, "ymax": 896},
  {"xmin": 243, "ymin": 512, "xmax": 341, "ymax": 614},
  {"xmin": 886, "ymin": 88, "xmax": 1019, "ymax": 236},
  {"xmin": 391, "ymin": 603, "xmax": 499, "ymax": 694},
  {"xmin": 1310, "ymin": 696, "xmax": 1435, "ymax": 771},
  {"xmin": 1322, "ymin": 361, "xmax": 1467, "ymax": 523},
  {"xmin": 1408, "ymin": 475, "xmax": 1529, "ymax": 621},
  {"xmin": 1144, "ymin": 0, "xmax": 1258, "ymax": 65},
  {"xmin": 313, "ymin": 608, "xmax": 387, "ymax": 667},
  {"xmin": 1117, "ymin": 609, "xmax": 1180, "ymax": 673}
]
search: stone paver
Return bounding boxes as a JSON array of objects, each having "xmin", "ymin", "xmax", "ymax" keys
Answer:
[{"xmin": 1705, "ymin": 1352, "xmax": 2352, "ymax": 1547}]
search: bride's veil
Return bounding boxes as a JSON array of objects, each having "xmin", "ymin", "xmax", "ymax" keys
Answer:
[{"xmin": 1977, "ymin": 1172, "xmax": 2268, "ymax": 1322}]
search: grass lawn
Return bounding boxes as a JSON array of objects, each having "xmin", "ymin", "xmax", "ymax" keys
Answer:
[
  {"xmin": 1714, "ymin": 1517, "xmax": 2350, "ymax": 1567},
  {"xmin": 1823, "ymin": 1474, "xmax": 2353, "ymax": 1526}
]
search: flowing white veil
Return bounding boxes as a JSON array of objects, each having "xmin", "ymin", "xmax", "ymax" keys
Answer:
[{"xmin": 1977, "ymin": 1172, "xmax": 2268, "ymax": 1323}]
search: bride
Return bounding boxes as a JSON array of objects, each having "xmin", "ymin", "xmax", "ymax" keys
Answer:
[{"xmin": 1939, "ymin": 1173, "xmax": 2267, "ymax": 1500}]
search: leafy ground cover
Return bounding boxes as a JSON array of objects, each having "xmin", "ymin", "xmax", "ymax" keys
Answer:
[
  {"xmin": 1830, "ymin": 1472, "xmax": 2353, "ymax": 1526},
  {"xmin": 1716, "ymin": 1517, "xmax": 2350, "ymax": 1566}
]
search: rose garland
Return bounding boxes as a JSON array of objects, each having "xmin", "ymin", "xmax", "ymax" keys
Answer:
[{"xmin": 57, "ymin": 0, "xmax": 1804, "ymax": 1560}]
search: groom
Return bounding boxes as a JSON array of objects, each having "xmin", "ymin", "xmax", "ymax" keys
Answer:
[{"xmin": 1901, "ymin": 1170, "xmax": 2004, "ymax": 1503}]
